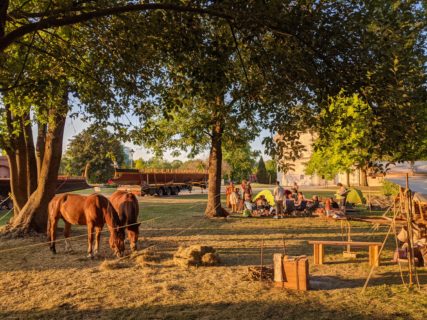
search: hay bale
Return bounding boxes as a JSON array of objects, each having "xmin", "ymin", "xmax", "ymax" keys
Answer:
[
  {"xmin": 173, "ymin": 245, "xmax": 218, "ymax": 267},
  {"xmin": 201, "ymin": 252, "xmax": 220, "ymax": 266}
]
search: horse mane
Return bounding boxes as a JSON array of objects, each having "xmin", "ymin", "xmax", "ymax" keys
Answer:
[{"xmin": 95, "ymin": 195, "xmax": 119, "ymax": 228}]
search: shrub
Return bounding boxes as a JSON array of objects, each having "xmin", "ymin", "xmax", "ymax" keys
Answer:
[{"xmin": 382, "ymin": 180, "xmax": 399, "ymax": 197}]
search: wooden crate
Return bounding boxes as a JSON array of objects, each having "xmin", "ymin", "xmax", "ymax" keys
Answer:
[{"xmin": 273, "ymin": 254, "xmax": 309, "ymax": 291}]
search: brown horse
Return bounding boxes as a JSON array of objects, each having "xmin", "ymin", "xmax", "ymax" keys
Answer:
[
  {"xmin": 47, "ymin": 193, "xmax": 125, "ymax": 258},
  {"xmin": 110, "ymin": 190, "xmax": 141, "ymax": 252}
]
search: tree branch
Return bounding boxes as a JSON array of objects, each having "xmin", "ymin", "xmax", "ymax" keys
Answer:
[
  {"xmin": 1, "ymin": 3, "xmax": 232, "ymax": 52},
  {"xmin": 0, "ymin": 0, "xmax": 9, "ymax": 39}
]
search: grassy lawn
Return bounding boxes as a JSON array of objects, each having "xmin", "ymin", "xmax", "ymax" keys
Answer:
[{"xmin": 0, "ymin": 190, "xmax": 426, "ymax": 319}]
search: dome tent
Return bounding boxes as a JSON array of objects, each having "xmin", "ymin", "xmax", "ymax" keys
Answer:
[
  {"xmin": 346, "ymin": 188, "xmax": 366, "ymax": 205},
  {"xmin": 252, "ymin": 190, "xmax": 275, "ymax": 206}
]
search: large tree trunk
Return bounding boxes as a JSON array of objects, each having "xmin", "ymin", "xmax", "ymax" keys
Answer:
[
  {"xmin": 36, "ymin": 121, "xmax": 47, "ymax": 178},
  {"xmin": 359, "ymin": 168, "xmax": 368, "ymax": 187},
  {"xmin": 4, "ymin": 106, "xmax": 28, "ymax": 216},
  {"xmin": 345, "ymin": 171, "xmax": 350, "ymax": 187},
  {"xmin": 6, "ymin": 93, "xmax": 68, "ymax": 234},
  {"xmin": 205, "ymin": 120, "xmax": 227, "ymax": 218},
  {"xmin": 23, "ymin": 115, "xmax": 38, "ymax": 197}
]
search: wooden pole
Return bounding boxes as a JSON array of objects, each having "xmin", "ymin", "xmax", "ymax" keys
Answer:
[
  {"xmin": 361, "ymin": 217, "xmax": 394, "ymax": 293},
  {"xmin": 368, "ymin": 184, "xmax": 371, "ymax": 213},
  {"xmin": 347, "ymin": 221, "xmax": 351, "ymax": 253},
  {"xmin": 405, "ymin": 174, "xmax": 414, "ymax": 287},
  {"xmin": 282, "ymin": 235, "xmax": 286, "ymax": 256},
  {"xmin": 260, "ymin": 239, "xmax": 264, "ymax": 282}
]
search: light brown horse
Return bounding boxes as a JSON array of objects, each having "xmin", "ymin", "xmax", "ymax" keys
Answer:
[
  {"xmin": 47, "ymin": 193, "xmax": 125, "ymax": 258},
  {"xmin": 110, "ymin": 190, "xmax": 141, "ymax": 252}
]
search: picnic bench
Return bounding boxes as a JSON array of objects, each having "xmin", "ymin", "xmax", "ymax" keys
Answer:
[{"xmin": 308, "ymin": 240, "xmax": 382, "ymax": 267}]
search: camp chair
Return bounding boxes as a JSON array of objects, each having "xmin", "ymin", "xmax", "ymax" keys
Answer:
[
  {"xmin": 295, "ymin": 200, "xmax": 309, "ymax": 216},
  {"xmin": 284, "ymin": 199, "xmax": 295, "ymax": 215}
]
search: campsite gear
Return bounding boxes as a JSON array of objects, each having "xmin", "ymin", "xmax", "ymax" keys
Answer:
[
  {"xmin": 273, "ymin": 254, "xmax": 309, "ymax": 291},
  {"xmin": 242, "ymin": 209, "xmax": 252, "ymax": 217},
  {"xmin": 346, "ymin": 188, "xmax": 366, "ymax": 205},
  {"xmin": 252, "ymin": 190, "xmax": 275, "ymax": 206}
]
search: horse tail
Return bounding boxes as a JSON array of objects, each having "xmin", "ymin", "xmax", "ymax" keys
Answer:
[
  {"xmin": 47, "ymin": 195, "xmax": 66, "ymax": 253},
  {"xmin": 47, "ymin": 196, "xmax": 61, "ymax": 241}
]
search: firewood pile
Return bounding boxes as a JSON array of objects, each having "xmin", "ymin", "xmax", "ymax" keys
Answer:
[
  {"xmin": 246, "ymin": 266, "xmax": 273, "ymax": 281},
  {"xmin": 368, "ymin": 195, "xmax": 393, "ymax": 210}
]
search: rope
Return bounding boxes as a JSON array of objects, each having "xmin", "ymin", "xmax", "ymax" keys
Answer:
[
  {"xmin": 0, "ymin": 208, "xmax": 13, "ymax": 223},
  {"xmin": 117, "ymin": 201, "xmax": 208, "ymax": 261},
  {"xmin": 0, "ymin": 190, "xmax": 222, "ymax": 255},
  {"xmin": 0, "ymin": 196, "xmax": 209, "ymax": 254},
  {"xmin": 0, "ymin": 217, "xmax": 159, "ymax": 254},
  {"xmin": 361, "ymin": 207, "xmax": 397, "ymax": 294},
  {"xmin": 391, "ymin": 215, "xmax": 407, "ymax": 287},
  {"xmin": 0, "ymin": 196, "xmax": 10, "ymax": 207}
]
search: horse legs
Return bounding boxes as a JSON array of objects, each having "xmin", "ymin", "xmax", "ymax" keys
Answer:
[
  {"xmin": 64, "ymin": 222, "xmax": 73, "ymax": 252},
  {"xmin": 128, "ymin": 229, "xmax": 138, "ymax": 252},
  {"xmin": 94, "ymin": 226, "xmax": 102, "ymax": 256},
  {"xmin": 87, "ymin": 224, "xmax": 94, "ymax": 258},
  {"xmin": 49, "ymin": 217, "xmax": 59, "ymax": 254}
]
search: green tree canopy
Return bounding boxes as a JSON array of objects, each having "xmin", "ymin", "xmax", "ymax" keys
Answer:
[
  {"xmin": 62, "ymin": 125, "xmax": 125, "ymax": 183},
  {"xmin": 305, "ymin": 91, "xmax": 374, "ymax": 185},
  {"xmin": 223, "ymin": 143, "xmax": 259, "ymax": 183},
  {"xmin": 265, "ymin": 159, "xmax": 277, "ymax": 184},
  {"xmin": 256, "ymin": 156, "xmax": 269, "ymax": 184}
]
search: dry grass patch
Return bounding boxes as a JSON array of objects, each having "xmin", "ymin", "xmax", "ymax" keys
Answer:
[
  {"xmin": 99, "ymin": 259, "xmax": 133, "ymax": 271},
  {"xmin": 0, "ymin": 190, "xmax": 426, "ymax": 319}
]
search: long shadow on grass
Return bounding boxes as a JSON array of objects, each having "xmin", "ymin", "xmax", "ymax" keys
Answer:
[
  {"xmin": 0, "ymin": 299, "xmax": 412, "ymax": 319},
  {"xmin": 311, "ymin": 269, "xmax": 427, "ymax": 290}
]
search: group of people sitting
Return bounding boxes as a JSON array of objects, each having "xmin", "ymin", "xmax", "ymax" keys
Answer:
[
  {"xmin": 225, "ymin": 180, "xmax": 350, "ymax": 219},
  {"xmin": 272, "ymin": 181, "xmax": 321, "ymax": 218},
  {"xmin": 225, "ymin": 180, "xmax": 320, "ymax": 218},
  {"xmin": 273, "ymin": 181, "xmax": 349, "ymax": 219}
]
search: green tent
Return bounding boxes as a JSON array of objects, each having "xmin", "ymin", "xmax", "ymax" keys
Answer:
[
  {"xmin": 252, "ymin": 190, "xmax": 275, "ymax": 206},
  {"xmin": 346, "ymin": 188, "xmax": 366, "ymax": 205}
]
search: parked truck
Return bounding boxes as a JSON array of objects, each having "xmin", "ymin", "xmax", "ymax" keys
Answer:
[{"xmin": 112, "ymin": 168, "xmax": 208, "ymax": 196}]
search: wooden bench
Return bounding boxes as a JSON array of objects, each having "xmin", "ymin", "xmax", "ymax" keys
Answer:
[{"xmin": 308, "ymin": 240, "xmax": 382, "ymax": 267}]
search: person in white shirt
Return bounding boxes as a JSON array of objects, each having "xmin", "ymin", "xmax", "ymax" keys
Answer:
[{"xmin": 273, "ymin": 181, "xmax": 285, "ymax": 218}]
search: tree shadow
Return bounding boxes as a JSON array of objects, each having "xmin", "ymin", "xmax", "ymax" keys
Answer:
[{"xmin": 0, "ymin": 300, "xmax": 409, "ymax": 320}]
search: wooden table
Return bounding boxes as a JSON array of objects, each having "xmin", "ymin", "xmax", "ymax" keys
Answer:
[{"xmin": 308, "ymin": 240, "xmax": 382, "ymax": 267}]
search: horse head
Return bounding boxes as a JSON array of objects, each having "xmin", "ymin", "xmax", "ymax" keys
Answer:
[{"xmin": 107, "ymin": 202, "xmax": 126, "ymax": 257}]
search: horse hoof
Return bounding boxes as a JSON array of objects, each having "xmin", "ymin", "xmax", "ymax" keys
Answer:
[
  {"xmin": 50, "ymin": 247, "xmax": 56, "ymax": 254},
  {"xmin": 87, "ymin": 253, "xmax": 94, "ymax": 259}
]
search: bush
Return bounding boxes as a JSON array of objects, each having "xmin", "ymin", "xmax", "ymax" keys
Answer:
[{"xmin": 382, "ymin": 180, "xmax": 399, "ymax": 197}]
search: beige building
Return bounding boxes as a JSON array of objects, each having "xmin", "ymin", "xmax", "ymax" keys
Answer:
[
  {"xmin": 276, "ymin": 133, "xmax": 427, "ymax": 187},
  {"xmin": 276, "ymin": 132, "xmax": 336, "ymax": 187}
]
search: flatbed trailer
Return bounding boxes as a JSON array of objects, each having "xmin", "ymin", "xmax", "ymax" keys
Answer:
[{"xmin": 112, "ymin": 168, "xmax": 208, "ymax": 196}]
